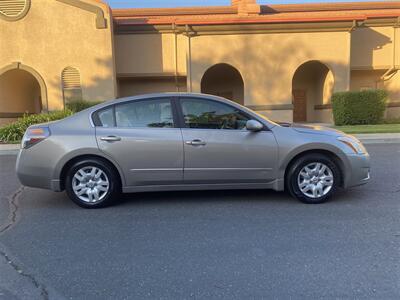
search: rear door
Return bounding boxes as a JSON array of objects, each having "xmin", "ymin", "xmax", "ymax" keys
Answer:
[
  {"xmin": 94, "ymin": 97, "xmax": 184, "ymax": 187},
  {"xmin": 178, "ymin": 97, "xmax": 278, "ymax": 184}
]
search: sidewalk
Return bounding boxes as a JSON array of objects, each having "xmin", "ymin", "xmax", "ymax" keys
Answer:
[
  {"xmin": 0, "ymin": 144, "xmax": 20, "ymax": 155},
  {"xmin": 1, "ymin": 133, "xmax": 399, "ymax": 154}
]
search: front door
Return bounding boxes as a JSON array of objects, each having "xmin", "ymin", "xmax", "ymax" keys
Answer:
[
  {"xmin": 178, "ymin": 97, "xmax": 278, "ymax": 184},
  {"xmin": 95, "ymin": 97, "xmax": 183, "ymax": 186},
  {"xmin": 293, "ymin": 89, "xmax": 307, "ymax": 122}
]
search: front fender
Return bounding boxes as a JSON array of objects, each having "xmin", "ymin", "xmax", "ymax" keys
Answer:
[{"xmin": 272, "ymin": 127, "xmax": 351, "ymax": 184}]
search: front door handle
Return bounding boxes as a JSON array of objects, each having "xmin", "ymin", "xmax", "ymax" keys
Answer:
[
  {"xmin": 185, "ymin": 139, "xmax": 206, "ymax": 146},
  {"xmin": 100, "ymin": 136, "xmax": 121, "ymax": 142}
]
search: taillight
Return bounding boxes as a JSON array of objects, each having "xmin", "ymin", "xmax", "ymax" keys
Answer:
[{"xmin": 21, "ymin": 127, "xmax": 51, "ymax": 149}]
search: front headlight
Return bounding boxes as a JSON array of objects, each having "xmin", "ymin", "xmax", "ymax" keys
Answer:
[{"xmin": 337, "ymin": 136, "xmax": 366, "ymax": 154}]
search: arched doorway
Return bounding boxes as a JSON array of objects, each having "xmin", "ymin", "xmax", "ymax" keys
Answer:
[
  {"xmin": 292, "ymin": 61, "xmax": 334, "ymax": 123},
  {"xmin": 201, "ymin": 63, "xmax": 244, "ymax": 105},
  {"xmin": 0, "ymin": 63, "xmax": 47, "ymax": 119}
]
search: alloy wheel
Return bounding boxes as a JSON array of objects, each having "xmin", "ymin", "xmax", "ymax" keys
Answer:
[
  {"xmin": 297, "ymin": 162, "xmax": 334, "ymax": 198},
  {"xmin": 72, "ymin": 166, "xmax": 110, "ymax": 203}
]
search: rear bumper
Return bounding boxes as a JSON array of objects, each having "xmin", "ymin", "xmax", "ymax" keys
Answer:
[
  {"xmin": 344, "ymin": 153, "xmax": 371, "ymax": 188},
  {"xmin": 16, "ymin": 149, "xmax": 56, "ymax": 191}
]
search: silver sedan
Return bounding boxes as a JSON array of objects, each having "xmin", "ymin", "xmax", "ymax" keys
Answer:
[{"xmin": 16, "ymin": 93, "xmax": 370, "ymax": 208}]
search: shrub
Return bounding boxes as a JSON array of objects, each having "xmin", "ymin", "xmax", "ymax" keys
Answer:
[
  {"xmin": 66, "ymin": 99, "xmax": 102, "ymax": 112},
  {"xmin": 0, "ymin": 110, "xmax": 73, "ymax": 143},
  {"xmin": 332, "ymin": 89, "xmax": 388, "ymax": 125}
]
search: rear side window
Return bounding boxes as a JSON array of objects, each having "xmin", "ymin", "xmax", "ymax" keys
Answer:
[
  {"xmin": 115, "ymin": 99, "xmax": 174, "ymax": 128},
  {"xmin": 94, "ymin": 107, "xmax": 115, "ymax": 127}
]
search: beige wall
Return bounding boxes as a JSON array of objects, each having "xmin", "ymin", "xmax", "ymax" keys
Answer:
[
  {"xmin": 201, "ymin": 63, "xmax": 244, "ymax": 104},
  {"xmin": 118, "ymin": 77, "xmax": 187, "ymax": 97},
  {"xmin": 323, "ymin": 70, "xmax": 335, "ymax": 105},
  {"xmin": 350, "ymin": 69, "xmax": 385, "ymax": 90},
  {"xmin": 254, "ymin": 109, "xmax": 293, "ymax": 123},
  {"xmin": 115, "ymin": 30, "xmax": 352, "ymax": 122},
  {"xmin": 383, "ymin": 71, "xmax": 400, "ymax": 102},
  {"xmin": 114, "ymin": 33, "xmax": 187, "ymax": 76},
  {"xmin": 351, "ymin": 69, "xmax": 400, "ymax": 102},
  {"xmin": 0, "ymin": 69, "xmax": 41, "ymax": 113},
  {"xmin": 351, "ymin": 27, "xmax": 399, "ymax": 69},
  {"xmin": 188, "ymin": 31, "xmax": 350, "ymax": 122},
  {"xmin": 350, "ymin": 69, "xmax": 400, "ymax": 119},
  {"xmin": 0, "ymin": 118, "xmax": 18, "ymax": 126},
  {"xmin": 0, "ymin": 0, "xmax": 116, "ymax": 112}
]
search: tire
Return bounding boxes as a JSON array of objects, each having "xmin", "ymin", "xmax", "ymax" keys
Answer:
[
  {"xmin": 286, "ymin": 153, "xmax": 341, "ymax": 204},
  {"xmin": 65, "ymin": 158, "xmax": 120, "ymax": 208}
]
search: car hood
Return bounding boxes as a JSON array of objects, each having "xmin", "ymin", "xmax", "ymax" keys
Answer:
[{"xmin": 277, "ymin": 122, "xmax": 344, "ymax": 137}]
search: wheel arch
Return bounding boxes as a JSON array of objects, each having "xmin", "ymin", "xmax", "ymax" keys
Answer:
[
  {"xmin": 59, "ymin": 154, "xmax": 124, "ymax": 191},
  {"xmin": 283, "ymin": 149, "xmax": 346, "ymax": 188}
]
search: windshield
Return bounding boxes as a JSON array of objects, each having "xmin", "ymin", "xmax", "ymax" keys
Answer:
[{"xmin": 250, "ymin": 110, "xmax": 281, "ymax": 127}]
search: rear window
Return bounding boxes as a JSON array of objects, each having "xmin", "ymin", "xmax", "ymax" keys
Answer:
[
  {"xmin": 115, "ymin": 99, "xmax": 173, "ymax": 128},
  {"xmin": 92, "ymin": 98, "xmax": 174, "ymax": 128},
  {"xmin": 93, "ymin": 106, "xmax": 115, "ymax": 127}
]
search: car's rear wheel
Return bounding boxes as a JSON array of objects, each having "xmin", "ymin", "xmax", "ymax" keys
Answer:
[
  {"xmin": 286, "ymin": 153, "xmax": 341, "ymax": 204},
  {"xmin": 65, "ymin": 158, "xmax": 120, "ymax": 208}
]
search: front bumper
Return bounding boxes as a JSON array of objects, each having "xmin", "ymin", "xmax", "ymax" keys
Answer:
[{"xmin": 344, "ymin": 153, "xmax": 371, "ymax": 188}]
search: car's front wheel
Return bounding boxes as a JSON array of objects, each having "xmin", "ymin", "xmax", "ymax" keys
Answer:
[
  {"xmin": 286, "ymin": 153, "xmax": 341, "ymax": 204},
  {"xmin": 65, "ymin": 158, "xmax": 120, "ymax": 208}
]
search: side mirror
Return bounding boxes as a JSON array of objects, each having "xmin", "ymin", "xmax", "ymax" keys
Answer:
[{"xmin": 246, "ymin": 120, "xmax": 263, "ymax": 132}]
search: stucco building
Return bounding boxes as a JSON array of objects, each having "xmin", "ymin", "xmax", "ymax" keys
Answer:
[{"xmin": 1, "ymin": 0, "xmax": 399, "ymax": 125}]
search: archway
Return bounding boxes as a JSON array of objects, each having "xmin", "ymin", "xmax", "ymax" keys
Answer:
[
  {"xmin": 292, "ymin": 61, "xmax": 334, "ymax": 123},
  {"xmin": 0, "ymin": 63, "xmax": 47, "ymax": 121},
  {"xmin": 201, "ymin": 63, "xmax": 244, "ymax": 105}
]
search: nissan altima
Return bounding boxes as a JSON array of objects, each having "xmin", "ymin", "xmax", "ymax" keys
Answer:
[{"xmin": 16, "ymin": 93, "xmax": 370, "ymax": 208}]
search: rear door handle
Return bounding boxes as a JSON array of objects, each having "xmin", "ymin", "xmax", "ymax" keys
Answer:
[
  {"xmin": 100, "ymin": 136, "xmax": 121, "ymax": 142},
  {"xmin": 185, "ymin": 139, "xmax": 206, "ymax": 146}
]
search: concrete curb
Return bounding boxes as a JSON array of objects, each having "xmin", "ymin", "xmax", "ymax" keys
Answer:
[
  {"xmin": 354, "ymin": 133, "xmax": 400, "ymax": 144},
  {"xmin": 0, "ymin": 145, "xmax": 19, "ymax": 155},
  {"xmin": 1, "ymin": 133, "xmax": 399, "ymax": 154}
]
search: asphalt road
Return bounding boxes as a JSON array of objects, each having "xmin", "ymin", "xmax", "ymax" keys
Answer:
[{"xmin": 0, "ymin": 143, "xmax": 399, "ymax": 300}]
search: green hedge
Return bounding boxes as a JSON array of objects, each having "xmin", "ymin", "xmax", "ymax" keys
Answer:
[
  {"xmin": 0, "ymin": 100, "xmax": 102, "ymax": 143},
  {"xmin": 66, "ymin": 99, "xmax": 102, "ymax": 112},
  {"xmin": 332, "ymin": 90, "xmax": 388, "ymax": 125},
  {"xmin": 0, "ymin": 110, "xmax": 73, "ymax": 143}
]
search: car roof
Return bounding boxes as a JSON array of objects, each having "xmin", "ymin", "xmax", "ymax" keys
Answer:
[
  {"xmin": 113, "ymin": 92, "xmax": 223, "ymax": 103},
  {"xmin": 90, "ymin": 92, "xmax": 234, "ymax": 110}
]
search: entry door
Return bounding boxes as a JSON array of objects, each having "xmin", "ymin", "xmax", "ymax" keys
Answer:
[
  {"xmin": 94, "ymin": 98, "xmax": 184, "ymax": 186},
  {"xmin": 293, "ymin": 89, "xmax": 307, "ymax": 122},
  {"xmin": 178, "ymin": 97, "xmax": 278, "ymax": 184}
]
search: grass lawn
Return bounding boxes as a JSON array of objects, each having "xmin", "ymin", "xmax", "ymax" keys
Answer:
[{"xmin": 334, "ymin": 123, "xmax": 400, "ymax": 134}]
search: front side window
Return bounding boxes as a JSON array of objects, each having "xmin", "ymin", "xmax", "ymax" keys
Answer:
[
  {"xmin": 180, "ymin": 98, "xmax": 249, "ymax": 130},
  {"xmin": 115, "ymin": 99, "xmax": 174, "ymax": 128}
]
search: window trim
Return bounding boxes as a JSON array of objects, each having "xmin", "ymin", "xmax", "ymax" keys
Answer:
[
  {"xmin": 92, "ymin": 96, "xmax": 178, "ymax": 129},
  {"xmin": 176, "ymin": 96, "xmax": 269, "ymax": 131}
]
